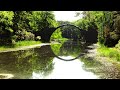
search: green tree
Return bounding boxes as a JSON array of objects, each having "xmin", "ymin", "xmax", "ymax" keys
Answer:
[
  {"xmin": 0, "ymin": 11, "xmax": 14, "ymax": 45},
  {"xmin": 74, "ymin": 11, "xmax": 119, "ymax": 46},
  {"xmin": 12, "ymin": 11, "xmax": 34, "ymax": 41}
]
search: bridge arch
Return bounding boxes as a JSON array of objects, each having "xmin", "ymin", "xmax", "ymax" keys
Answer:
[
  {"xmin": 40, "ymin": 24, "xmax": 84, "ymax": 42},
  {"xmin": 55, "ymin": 24, "xmax": 82, "ymax": 30}
]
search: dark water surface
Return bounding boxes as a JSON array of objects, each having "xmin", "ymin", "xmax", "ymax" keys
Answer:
[{"xmin": 0, "ymin": 40, "xmax": 99, "ymax": 79}]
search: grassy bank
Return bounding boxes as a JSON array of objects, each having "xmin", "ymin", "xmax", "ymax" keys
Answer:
[
  {"xmin": 0, "ymin": 41, "xmax": 41, "ymax": 51},
  {"xmin": 97, "ymin": 43, "xmax": 120, "ymax": 62},
  {"xmin": 80, "ymin": 43, "xmax": 120, "ymax": 79},
  {"xmin": 51, "ymin": 38, "xmax": 68, "ymax": 44},
  {"xmin": 15, "ymin": 41, "xmax": 41, "ymax": 47}
]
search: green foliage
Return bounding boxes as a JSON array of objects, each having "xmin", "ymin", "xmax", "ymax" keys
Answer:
[
  {"xmin": 29, "ymin": 11, "xmax": 61, "ymax": 42},
  {"xmin": 0, "ymin": 41, "xmax": 41, "ymax": 51},
  {"xmin": 15, "ymin": 41, "xmax": 41, "ymax": 47},
  {"xmin": 12, "ymin": 11, "xmax": 32, "ymax": 32},
  {"xmin": 30, "ymin": 11, "xmax": 58, "ymax": 32},
  {"xmin": 74, "ymin": 11, "xmax": 120, "ymax": 47},
  {"xmin": 113, "ymin": 12, "xmax": 120, "ymax": 33},
  {"xmin": 58, "ymin": 21, "xmax": 71, "ymax": 26},
  {"xmin": 0, "ymin": 11, "xmax": 14, "ymax": 45},
  {"xmin": 110, "ymin": 32, "xmax": 119, "ymax": 40},
  {"xmin": 1, "ymin": 11, "xmax": 120, "ymax": 47},
  {"xmin": 98, "ymin": 44, "xmax": 120, "ymax": 61},
  {"xmin": 25, "ymin": 32, "xmax": 35, "ymax": 40},
  {"xmin": 51, "ymin": 44, "xmax": 62, "ymax": 55},
  {"xmin": 50, "ymin": 28, "xmax": 62, "ymax": 40},
  {"xmin": 15, "ymin": 29, "xmax": 35, "ymax": 41},
  {"xmin": 0, "ymin": 11, "xmax": 62, "ymax": 45},
  {"xmin": 0, "ymin": 11, "xmax": 14, "ymax": 26},
  {"xmin": 40, "ymin": 11, "xmax": 58, "ymax": 28},
  {"xmin": 35, "ymin": 36, "xmax": 41, "ymax": 41},
  {"xmin": 75, "ymin": 18, "xmax": 89, "ymax": 30},
  {"xmin": 29, "ymin": 11, "xmax": 42, "ymax": 32},
  {"xmin": 115, "ymin": 40, "xmax": 120, "ymax": 50},
  {"xmin": 57, "ymin": 21, "xmax": 82, "ymax": 40}
]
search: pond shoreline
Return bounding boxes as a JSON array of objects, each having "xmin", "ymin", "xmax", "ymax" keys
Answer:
[
  {"xmin": 1, "ymin": 41, "xmax": 120, "ymax": 79},
  {"xmin": 0, "ymin": 42, "xmax": 60, "ymax": 53},
  {"xmin": 84, "ymin": 43, "xmax": 120, "ymax": 79}
]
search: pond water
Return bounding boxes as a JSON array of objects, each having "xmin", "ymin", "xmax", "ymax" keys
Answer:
[{"xmin": 0, "ymin": 40, "xmax": 99, "ymax": 79}]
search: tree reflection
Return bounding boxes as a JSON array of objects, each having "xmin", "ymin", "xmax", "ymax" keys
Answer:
[
  {"xmin": 0, "ymin": 46, "xmax": 55, "ymax": 79},
  {"xmin": 0, "ymin": 40, "xmax": 88, "ymax": 79},
  {"xmin": 51, "ymin": 40, "xmax": 85, "ymax": 60}
]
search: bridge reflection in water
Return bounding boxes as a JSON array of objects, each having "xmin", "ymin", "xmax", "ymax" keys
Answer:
[
  {"xmin": 32, "ymin": 40, "xmax": 98, "ymax": 79},
  {"xmin": 0, "ymin": 40, "xmax": 98, "ymax": 79}
]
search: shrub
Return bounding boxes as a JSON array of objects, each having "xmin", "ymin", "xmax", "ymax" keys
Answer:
[
  {"xmin": 15, "ymin": 29, "xmax": 35, "ymax": 41},
  {"xmin": 35, "ymin": 36, "xmax": 41, "ymax": 41},
  {"xmin": 115, "ymin": 40, "xmax": 120, "ymax": 50},
  {"xmin": 98, "ymin": 44, "xmax": 120, "ymax": 61},
  {"xmin": 25, "ymin": 32, "xmax": 35, "ymax": 40}
]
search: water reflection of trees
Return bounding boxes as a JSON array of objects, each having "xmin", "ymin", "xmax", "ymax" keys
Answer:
[
  {"xmin": 51, "ymin": 40, "xmax": 84, "ymax": 58},
  {"xmin": 0, "ymin": 46, "xmax": 55, "ymax": 79},
  {"xmin": 0, "ymin": 40, "xmax": 89, "ymax": 79}
]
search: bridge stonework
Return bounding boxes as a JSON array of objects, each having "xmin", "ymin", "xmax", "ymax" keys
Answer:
[
  {"xmin": 40, "ymin": 27, "xmax": 56, "ymax": 42},
  {"xmin": 40, "ymin": 24, "xmax": 83, "ymax": 42},
  {"xmin": 40, "ymin": 24, "xmax": 98, "ymax": 43}
]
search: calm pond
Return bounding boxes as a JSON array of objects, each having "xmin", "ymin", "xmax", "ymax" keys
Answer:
[{"xmin": 0, "ymin": 40, "xmax": 100, "ymax": 79}]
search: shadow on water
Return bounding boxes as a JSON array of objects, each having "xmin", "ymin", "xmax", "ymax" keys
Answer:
[{"xmin": 0, "ymin": 40, "xmax": 99, "ymax": 79}]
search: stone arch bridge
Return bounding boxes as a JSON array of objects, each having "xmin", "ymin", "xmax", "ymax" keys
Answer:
[{"xmin": 40, "ymin": 24, "xmax": 98, "ymax": 43}]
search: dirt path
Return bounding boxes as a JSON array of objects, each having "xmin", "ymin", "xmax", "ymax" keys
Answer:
[
  {"xmin": 86, "ymin": 44, "xmax": 98, "ymax": 58},
  {"xmin": 84, "ymin": 44, "xmax": 120, "ymax": 79}
]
